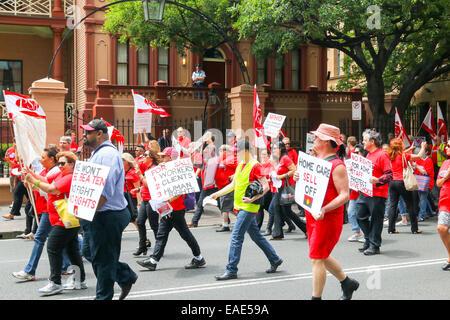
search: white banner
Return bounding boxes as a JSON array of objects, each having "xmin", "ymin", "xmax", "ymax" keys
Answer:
[
  {"xmin": 68, "ymin": 161, "xmax": 111, "ymax": 221},
  {"xmin": 348, "ymin": 153, "xmax": 373, "ymax": 196},
  {"xmin": 263, "ymin": 112, "xmax": 286, "ymax": 138},
  {"xmin": 145, "ymin": 158, "xmax": 200, "ymax": 201},
  {"xmin": 295, "ymin": 151, "xmax": 332, "ymax": 217},
  {"xmin": 133, "ymin": 110, "xmax": 152, "ymax": 134}
]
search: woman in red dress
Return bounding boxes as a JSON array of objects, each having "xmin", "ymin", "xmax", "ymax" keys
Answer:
[{"xmin": 294, "ymin": 123, "xmax": 358, "ymax": 300}]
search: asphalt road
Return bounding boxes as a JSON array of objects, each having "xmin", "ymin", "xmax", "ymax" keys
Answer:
[{"xmin": 1, "ymin": 215, "xmax": 449, "ymax": 302}]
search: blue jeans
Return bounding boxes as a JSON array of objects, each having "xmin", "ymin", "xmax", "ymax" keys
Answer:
[
  {"xmin": 24, "ymin": 213, "xmax": 71, "ymax": 275},
  {"xmin": 226, "ymin": 210, "xmax": 281, "ymax": 275},
  {"xmin": 418, "ymin": 190, "xmax": 433, "ymax": 219},
  {"xmin": 347, "ymin": 199, "xmax": 360, "ymax": 233},
  {"xmin": 398, "ymin": 196, "xmax": 407, "ymax": 216}
]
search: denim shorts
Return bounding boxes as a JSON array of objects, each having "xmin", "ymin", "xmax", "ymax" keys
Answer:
[{"xmin": 438, "ymin": 211, "xmax": 450, "ymax": 226}]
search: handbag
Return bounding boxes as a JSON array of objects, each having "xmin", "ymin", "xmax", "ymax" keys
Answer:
[
  {"xmin": 279, "ymin": 176, "xmax": 296, "ymax": 205},
  {"xmin": 414, "ymin": 174, "xmax": 430, "ymax": 192},
  {"xmin": 53, "ymin": 197, "xmax": 80, "ymax": 229},
  {"xmin": 402, "ymin": 154, "xmax": 418, "ymax": 191}
]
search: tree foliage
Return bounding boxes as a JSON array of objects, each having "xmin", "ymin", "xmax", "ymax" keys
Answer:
[
  {"xmin": 234, "ymin": 0, "xmax": 450, "ymax": 127},
  {"xmin": 103, "ymin": 0, "xmax": 240, "ymax": 56}
]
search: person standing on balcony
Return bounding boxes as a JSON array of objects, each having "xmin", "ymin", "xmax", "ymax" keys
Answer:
[{"xmin": 192, "ymin": 64, "xmax": 206, "ymax": 99}]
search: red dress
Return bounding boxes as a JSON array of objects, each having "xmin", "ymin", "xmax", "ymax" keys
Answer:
[{"xmin": 305, "ymin": 157, "xmax": 345, "ymax": 259}]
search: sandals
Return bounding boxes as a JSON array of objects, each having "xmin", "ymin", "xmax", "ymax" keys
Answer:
[
  {"xmin": 388, "ymin": 230, "xmax": 399, "ymax": 234},
  {"xmin": 412, "ymin": 230, "xmax": 423, "ymax": 234}
]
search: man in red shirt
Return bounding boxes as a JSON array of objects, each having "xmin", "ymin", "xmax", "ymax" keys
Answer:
[
  {"xmin": 356, "ymin": 129, "xmax": 393, "ymax": 255},
  {"xmin": 215, "ymin": 145, "xmax": 238, "ymax": 232},
  {"xmin": 282, "ymin": 137, "xmax": 298, "ymax": 165}
]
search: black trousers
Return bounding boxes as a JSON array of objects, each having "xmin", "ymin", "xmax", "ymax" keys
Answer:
[
  {"xmin": 137, "ymin": 200, "xmax": 159, "ymax": 250},
  {"xmin": 24, "ymin": 200, "xmax": 35, "ymax": 234},
  {"xmin": 356, "ymin": 194, "xmax": 386, "ymax": 249},
  {"xmin": 387, "ymin": 180, "xmax": 419, "ymax": 233},
  {"xmin": 191, "ymin": 187, "xmax": 218, "ymax": 224},
  {"xmin": 256, "ymin": 191, "xmax": 273, "ymax": 229},
  {"xmin": 272, "ymin": 192, "xmax": 307, "ymax": 238},
  {"xmin": 47, "ymin": 225, "xmax": 85, "ymax": 285},
  {"xmin": 10, "ymin": 180, "xmax": 29, "ymax": 216},
  {"xmin": 151, "ymin": 210, "xmax": 201, "ymax": 262}
]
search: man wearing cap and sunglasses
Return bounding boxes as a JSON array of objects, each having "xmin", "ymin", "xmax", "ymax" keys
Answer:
[
  {"xmin": 211, "ymin": 139, "xmax": 283, "ymax": 280},
  {"xmin": 80, "ymin": 119, "xmax": 138, "ymax": 300}
]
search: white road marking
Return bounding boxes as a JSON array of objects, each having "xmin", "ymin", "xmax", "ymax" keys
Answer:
[{"xmin": 61, "ymin": 257, "xmax": 447, "ymax": 300}]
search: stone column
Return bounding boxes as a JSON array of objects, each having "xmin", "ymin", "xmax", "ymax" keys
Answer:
[
  {"xmin": 51, "ymin": 27, "xmax": 64, "ymax": 81},
  {"xmin": 93, "ymin": 79, "xmax": 114, "ymax": 121},
  {"xmin": 306, "ymin": 85, "xmax": 321, "ymax": 130},
  {"xmin": 29, "ymin": 78, "xmax": 68, "ymax": 146}
]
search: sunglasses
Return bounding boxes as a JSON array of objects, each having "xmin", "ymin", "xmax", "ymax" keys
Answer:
[{"xmin": 58, "ymin": 161, "xmax": 67, "ymax": 166}]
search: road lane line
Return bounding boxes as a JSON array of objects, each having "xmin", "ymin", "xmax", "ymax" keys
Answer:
[{"xmin": 61, "ymin": 257, "xmax": 447, "ymax": 300}]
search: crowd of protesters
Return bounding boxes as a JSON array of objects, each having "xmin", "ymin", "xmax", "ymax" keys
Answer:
[{"xmin": 3, "ymin": 118, "xmax": 450, "ymax": 300}]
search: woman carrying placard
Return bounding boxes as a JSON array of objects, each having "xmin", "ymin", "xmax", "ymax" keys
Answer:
[
  {"xmin": 270, "ymin": 141, "xmax": 307, "ymax": 240},
  {"xmin": 294, "ymin": 123, "xmax": 358, "ymax": 300},
  {"xmin": 24, "ymin": 151, "xmax": 86, "ymax": 296}
]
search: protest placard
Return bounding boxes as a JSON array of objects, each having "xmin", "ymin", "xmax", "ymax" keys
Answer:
[
  {"xmin": 68, "ymin": 161, "xmax": 110, "ymax": 221},
  {"xmin": 133, "ymin": 110, "xmax": 152, "ymax": 134},
  {"xmin": 348, "ymin": 153, "xmax": 373, "ymax": 196},
  {"xmin": 145, "ymin": 158, "xmax": 200, "ymax": 201},
  {"xmin": 295, "ymin": 151, "xmax": 332, "ymax": 217},
  {"xmin": 263, "ymin": 112, "xmax": 286, "ymax": 138}
]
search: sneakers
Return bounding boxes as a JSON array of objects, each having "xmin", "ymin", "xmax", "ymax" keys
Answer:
[
  {"xmin": 347, "ymin": 233, "xmax": 365, "ymax": 243},
  {"xmin": 63, "ymin": 275, "xmax": 88, "ymax": 290},
  {"xmin": 185, "ymin": 257, "xmax": 206, "ymax": 269},
  {"xmin": 39, "ymin": 281, "xmax": 63, "ymax": 296},
  {"xmin": 12, "ymin": 270, "xmax": 36, "ymax": 281},
  {"xmin": 396, "ymin": 221, "xmax": 408, "ymax": 226}
]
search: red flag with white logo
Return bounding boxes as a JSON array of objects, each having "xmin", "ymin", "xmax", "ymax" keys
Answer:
[
  {"xmin": 132, "ymin": 90, "xmax": 171, "ymax": 117},
  {"xmin": 394, "ymin": 108, "xmax": 412, "ymax": 148},
  {"xmin": 3, "ymin": 90, "xmax": 46, "ymax": 119},
  {"xmin": 102, "ymin": 119, "xmax": 125, "ymax": 154},
  {"xmin": 437, "ymin": 102, "xmax": 448, "ymax": 143},
  {"xmin": 253, "ymin": 85, "xmax": 268, "ymax": 149},
  {"xmin": 421, "ymin": 106, "xmax": 435, "ymax": 136}
]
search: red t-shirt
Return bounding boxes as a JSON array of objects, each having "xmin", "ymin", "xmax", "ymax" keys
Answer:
[
  {"xmin": 33, "ymin": 168, "xmax": 48, "ymax": 214},
  {"xmin": 431, "ymin": 145, "xmax": 438, "ymax": 164},
  {"xmin": 47, "ymin": 172, "xmax": 73, "ymax": 227},
  {"xmin": 240, "ymin": 161, "xmax": 265, "ymax": 182},
  {"xmin": 215, "ymin": 155, "xmax": 237, "ymax": 190},
  {"xmin": 365, "ymin": 148, "xmax": 392, "ymax": 198},
  {"xmin": 391, "ymin": 153, "xmax": 411, "ymax": 181},
  {"xmin": 414, "ymin": 157, "xmax": 435, "ymax": 190},
  {"xmin": 179, "ymin": 136, "xmax": 191, "ymax": 158},
  {"xmin": 438, "ymin": 160, "xmax": 450, "ymax": 212},
  {"xmin": 275, "ymin": 155, "xmax": 295, "ymax": 187},
  {"xmin": 350, "ymin": 189, "xmax": 360, "ymax": 201},
  {"xmin": 170, "ymin": 195, "xmax": 185, "ymax": 211},
  {"xmin": 5, "ymin": 147, "xmax": 18, "ymax": 165},
  {"xmin": 140, "ymin": 164, "xmax": 156, "ymax": 201},
  {"xmin": 136, "ymin": 156, "xmax": 146, "ymax": 174},
  {"xmin": 287, "ymin": 148, "xmax": 298, "ymax": 167},
  {"xmin": 124, "ymin": 168, "xmax": 140, "ymax": 197},
  {"xmin": 260, "ymin": 161, "xmax": 276, "ymax": 193}
]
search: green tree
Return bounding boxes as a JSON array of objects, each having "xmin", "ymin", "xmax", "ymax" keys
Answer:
[
  {"xmin": 234, "ymin": 0, "xmax": 450, "ymax": 133},
  {"xmin": 103, "ymin": 0, "xmax": 239, "ymax": 56}
]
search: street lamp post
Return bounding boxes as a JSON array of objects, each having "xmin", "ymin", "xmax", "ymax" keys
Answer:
[{"xmin": 47, "ymin": 0, "xmax": 250, "ymax": 84}]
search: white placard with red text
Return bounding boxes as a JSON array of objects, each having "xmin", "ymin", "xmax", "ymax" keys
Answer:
[
  {"xmin": 68, "ymin": 161, "xmax": 110, "ymax": 221},
  {"xmin": 348, "ymin": 153, "xmax": 373, "ymax": 196},
  {"xmin": 263, "ymin": 112, "xmax": 286, "ymax": 138},
  {"xmin": 145, "ymin": 158, "xmax": 200, "ymax": 201},
  {"xmin": 295, "ymin": 151, "xmax": 332, "ymax": 217}
]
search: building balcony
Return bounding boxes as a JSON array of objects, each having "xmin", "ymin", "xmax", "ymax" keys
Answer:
[{"xmin": 0, "ymin": 0, "xmax": 73, "ymax": 17}]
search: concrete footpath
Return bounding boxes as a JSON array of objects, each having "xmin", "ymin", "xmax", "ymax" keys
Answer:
[{"xmin": 0, "ymin": 204, "xmax": 225, "ymax": 240}]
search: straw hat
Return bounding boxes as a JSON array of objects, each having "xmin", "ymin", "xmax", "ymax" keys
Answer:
[{"xmin": 310, "ymin": 123, "xmax": 344, "ymax": 146}]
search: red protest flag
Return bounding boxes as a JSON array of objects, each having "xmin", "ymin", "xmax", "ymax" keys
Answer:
[
  {"xmin": 421, "ymin": 106, "xmax": 436, "ymax": 136},
  {"xmin": 394, "ymin": 108, "xmax": 412, "ymax": 148},
  {"xmin": 437, "ymin": 102, "xmax": 448, "ymax": 143}
]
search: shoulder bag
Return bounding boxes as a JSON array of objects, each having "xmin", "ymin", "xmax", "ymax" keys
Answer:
[{"xmin": 402, "ymin": 154, "xmax": 418, "ymax": 191}]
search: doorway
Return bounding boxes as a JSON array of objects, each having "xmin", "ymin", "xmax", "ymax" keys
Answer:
[{"xmin": 202, "ymin": 48, "xmax": 226, "ymax": 88}]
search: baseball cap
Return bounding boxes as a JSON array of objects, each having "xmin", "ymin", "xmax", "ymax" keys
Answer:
[
  {"xmin": 80, "ymin": 119, "xmax": 108, "ymax": 133},
  {"xmin": 158, "ymin": 147, "xmax": 179, "ymax": 159}
]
